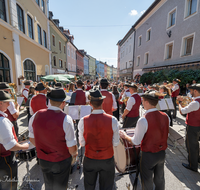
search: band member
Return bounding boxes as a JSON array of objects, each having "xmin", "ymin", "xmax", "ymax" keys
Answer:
[
  {"xmin": 70, "ymin": 80, "xmax": 88, "ymax": 105},
  {"xmin": 120, "ymin": 90, "xmax": 169, "ymax": 190},
  {"xmin": 78, "ymin": 89, "xmax": 119, "ymax": 190},
  {"xmin": 0, "ymin": 83, "xmax": 20, "ymax": 137},
  {"xmin": 54, "ymin": 82, "xmax": 62, "ymax": 88},
  {"xmin": 178, "ymin": 84, "xmax": 200, "ymax": 172},
  {"xmin": 121, "ymin": 83, "xmax": 131, "ymax": 113},
  {"xmin": 30, "ymin": 82, "xmax": 48, "ymax": 115},
  {"xmin": 122, "ymin": 83, "xmax": 141, "ymax": 128},
  {"xmin": 100, "ymin": 78, "xmax": 117, "ymax": 115},
  {"xmin": 85, "ymin": 80, "xmax": 92, "ymax": 91},
  {"xmin": 171, "ymin": 79, "xmax": 180, "ymax": 118},
  {"xmin": 0, "ymin": 90, "xmax": 29, "ymax": 190},
  {"xmin": 29, "ymin": 88, "xmax": 78, "ymax": 190},
  {"xmin": 22, "ymin": 80, "xmax": 31, "ymax": 103}
]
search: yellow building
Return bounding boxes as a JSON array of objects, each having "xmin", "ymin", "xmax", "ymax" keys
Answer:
[
  {"xmin": 0, "ymin": 0, "xmax": 51, "ymax": 92},
  {"xmin": 107, "ymin": 65, "xmax": 111, "ymax": 79}
]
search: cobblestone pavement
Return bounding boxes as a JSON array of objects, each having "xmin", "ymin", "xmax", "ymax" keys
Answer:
[{"xmin": 17, "ymin": 109, "xmax": 200, "ymax": 190}]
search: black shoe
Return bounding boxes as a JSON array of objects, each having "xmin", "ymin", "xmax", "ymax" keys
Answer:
[{"xmin": 182, "ymin": 163, "xmax": 197, "ymax": 172}]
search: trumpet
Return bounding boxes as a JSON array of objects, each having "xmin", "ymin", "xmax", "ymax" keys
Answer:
[
  {"xmin": 9, "ymin": 83, "xmax": 18, "ymax": 107},
  {"xmin": 176, "ymin": 96, "xmax": 192, "ymax": 107}
]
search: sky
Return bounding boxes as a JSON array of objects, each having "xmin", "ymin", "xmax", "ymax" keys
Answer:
[{"xmin": 49, "ymin": 0, "xmax": 154, "ymax": 68}]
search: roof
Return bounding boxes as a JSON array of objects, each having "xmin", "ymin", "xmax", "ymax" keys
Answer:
[{"xmin": 118, "ymin": 27, "xmax": 135, "ymax": 46}]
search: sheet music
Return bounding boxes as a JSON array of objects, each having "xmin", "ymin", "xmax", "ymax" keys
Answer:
[
  {"xmin": 17, "ymin": 97, "xmax": 24, "ymax": 106},
  {"xmin": 157, "ymin": 99, "xmax": 168, "ymax": 110},
  {"xmin": 165, "ymin": 98, "xmax": 175, "ymax": 110},
  {"xmin": 64, "ymin": 105, "xmax": 69, "ymax": 115},
  {"xmin": 80, "ymin": 105, "xmax": 92, "ymax": 118},
  {"xmin": 68, "ymin": 106, "xmax": 80, "ymax": 120}
]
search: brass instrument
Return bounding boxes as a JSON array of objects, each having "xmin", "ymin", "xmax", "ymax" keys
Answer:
[
  {"xmin": 40, "ymin": 80, "xmax": 52, "ymax": 92},
  {"xmin": 176, "ymin": 96, "xmax": 192, "ymax": 107},
  {"xmin": 9, "ymin": 83, "xmax": 18, "ymax": 107},
  {"xmin": 121, "ymin": 96, "xmax": 129, "ymax": 104}
]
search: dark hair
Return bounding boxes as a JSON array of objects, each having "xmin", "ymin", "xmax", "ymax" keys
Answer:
[
  {"xmin": 90, "ymin": 99, "xmax": 103, "ymax": 108},
  {"xmin": 112, "ymin": 85, "xmax": 119, "ymax": 95},
  {"xmin": 143, "ymin": 97, "xmax": 158, "ymax": 106},
  {"xmin": 159, "ymin": 85, "xmax": 171, "ymax": 96},
  {"xmin": 77, "ymin": 83, "xmax": 83, "ymax": 88},
  {"xmin": 28, "ymin": 86, "xmax": 35, "ymax": 95},
  {"xmin": 101, "ymin": 83, "xmax": 108, "ymax": 89}
]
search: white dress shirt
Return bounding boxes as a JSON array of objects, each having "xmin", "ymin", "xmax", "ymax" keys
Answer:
[
  {"xmin": 7, "ymin": 101, "xmax": 17, "ymax": 115},
  {"xmin": 22, "ymin": 88, "xmax": 29, "ymax": 99},
  {"xmin": 29, "ymin": 106, "xmax": 77, "ymax": 147},
  {"xmin": 132, "ymin": 108, "xmax": 170, "ymax": 145},
  {"xmin": 100, "ymin": 89, "xmax": 118, "ymax": 109},
  {"xmin": 0, "ymin": 111, "xmax": 17, "ymax": 150},
  {"xmin": 126, "ymin": 92, "xmax": 137, "ymax": 111},
  {"xmin": 172, "ymin": 83, "xmax": 179, "ymax": 92},
  {"xmin": 181, "ymin": 96, "xmax": 200, "ymax": 114},
  {"xmin": 78, "ymin": 109, "xmax": 120, "ymax": 147}
]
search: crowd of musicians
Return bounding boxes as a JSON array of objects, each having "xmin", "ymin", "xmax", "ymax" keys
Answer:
[{"xmin": 0, "ymin": 77, "xmax": 200, "ymax": 190}]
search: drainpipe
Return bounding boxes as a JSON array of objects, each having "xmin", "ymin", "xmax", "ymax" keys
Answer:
[{"xmin": 132, "ymin": 27, "xmax": 136, "ymax": 81}]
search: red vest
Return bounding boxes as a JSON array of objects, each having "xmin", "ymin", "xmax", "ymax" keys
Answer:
[
  {"xmin": 22, "ymin": 88, "xmax": 29, "ymax": 103},
  {"xmin": 83, "ymin": 113, "xmax": 113, "ymax": 159},
  {"xmin": 31, "ymin": 94, "xmax": 48, "ymax": 114},
  {"xmin": 74, "ymin": 90, "xmax": 86, "ymax": 105},
  {"xmin": 141, "ymin": 111, "xmax": 169, "ymax": 153},
  {"xmin": 0, "ymin": 114, "xmax": 18, "ymax": 157},
  {"xmin": 101, "ymin": 90, "xmax": 113, "ymax": 115},
  {"xmin": 5, "ymin": 104, "xmax": 17, "ymax": 122},
  {"xmin": 127, "ymin": 94, "xmax": 141, "ymax": 118},
  {"xmin": 186, "ymin": 99, "xmax": 200, "ymax": 127},
  {"xmin": 171, "ymin": 84, "xmax": 180, "ymax": 97},
  {"xmin": 32, "ymin": 109, "xmax": 71, "ymax": 162},
  {"xmin": 86, "ymin": 85, "xmax": 92, "ymax": 91}
]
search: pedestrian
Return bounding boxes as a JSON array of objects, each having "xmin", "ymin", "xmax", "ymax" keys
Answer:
[
  {"xmin": 120, "ymin": 90, "xmax": 169, "ymax": 190},
  {"xmin": 178, "ymin": 84, "xmax": 200, "ymax": 172},
  {"xmin": 112, "ymin": 85, "xmax": 120, "ymax": 120},
  {"xmin": 78, "ymin": 89, "xmax": 119, "ymax": 190},
  {"xmin": 28, "ymin": 88, "xmax": 78, "ymax": 190}
]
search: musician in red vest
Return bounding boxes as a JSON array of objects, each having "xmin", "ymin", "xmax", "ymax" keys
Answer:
[
  {"xmin": 85, "ymin": 80, "xmax": 92, "ymax": 91},
  {"xmin": 121, "ymin": 83, "xmax": 131, "ymax": 113},
  {"xmin": 120, "ymin": 90, "xmax": 169, "ymax": 190},
  {"xmin": 22, "ymin": 80, "xmax": 30, "ymax": 103},
  {"xmin": 171, "ymin": 78, "xmax": 180, "ymax": 118},
  {"xmin": 100, "ymin": 78, "xmax": 117, "ymax": 115},
  {"xmin": 29, "ymin": 88, "xmax": 78, "ymax": 190},
  {"xmin": 178, "ymin": 84, "xmax": 200, "ymax": 172},
  {"xmin": 78, "ymin": 89, "xmax": 119, "ymax": 190},
  {"xmin": 0, "ymin": 90, "xmax": 29, "ymax": 190},
  {"xmin": 70, "ymin": 80, "xmax": 88, "ymax": 105},
  {"xmin": 122, "ymin": 83, "xmax": 141, "ymax": 128},
  {"xmin": 0, "ymin": 82, "xmax": 20, "ymax": 137},
  {"xmin": 30, "ymin": 82, "xmax": 48, "ymax": 115}
]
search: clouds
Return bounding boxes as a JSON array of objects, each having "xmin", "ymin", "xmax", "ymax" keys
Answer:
[{"xmin": 129, "ymin": 9, "xmax": 146, "ymax": 16}]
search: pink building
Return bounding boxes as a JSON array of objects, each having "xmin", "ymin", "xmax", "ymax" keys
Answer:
[{"xmin": 76, "ymin": 50, "xmax": 84, "ymax": 76}]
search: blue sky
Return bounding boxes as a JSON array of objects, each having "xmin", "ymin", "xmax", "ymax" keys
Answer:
[{"xmin": 49, "ymin": 0, "xmax": 154, "ymax": 67}]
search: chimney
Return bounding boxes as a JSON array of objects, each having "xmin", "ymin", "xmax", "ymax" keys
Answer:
[
  {"xmin": 59, "ymin": 27, "xmax": 64, "ymax": 32},
  {"xmin": 49, "ymin": 11, "xmax": 53, "ymax": 20},
  {"xmin": 53, "ymin": 19, "xmax": 60, "ymax": 27}
]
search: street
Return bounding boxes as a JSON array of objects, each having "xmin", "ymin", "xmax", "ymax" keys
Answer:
[{"xmin": 17, "ymin": 109, "xmax": 200, "ymax": 190}]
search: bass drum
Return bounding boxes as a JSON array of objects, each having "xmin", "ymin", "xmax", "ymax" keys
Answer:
[{"xmin": 114, "ymin": 129, "xmax": 140, "ymax": 173}]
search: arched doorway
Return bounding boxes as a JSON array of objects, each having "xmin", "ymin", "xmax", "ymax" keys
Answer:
[
  {"xmin": 0, "ymin": 53, "xmax": 11, "ymax": 82},
  {"xmin": 23, "ymin": 59, "xmax": 36, "ymax": 81}
]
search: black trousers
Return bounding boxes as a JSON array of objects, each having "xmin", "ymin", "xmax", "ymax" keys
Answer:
[
  {"xmin": 83, "ymin": 156, "xmax": 115, "ymax": 190},
  {"xmin": 122, "ymin": 116, "xmax": 139, "ymax": 128},
  {"xmin": 0, "ymin": 152, "xmax": 18, "ymax": 190},
  {"xmin": 11, "ymin": 121, "xmax": 18, "ymax": 138},
  {"xmin": 140, "ymin": 151, "xmax": 165, "ymax": 190},
  {"xmin": 39, "ymin": 156, "xmax": 72, "ymax": 190},
  {"xmin": 185, "ymin": 125, "xmax": 200, "ymax": 171},
  {"xmin": 172, "ymin": 97, "xmax": 177, "ymax": 118}
]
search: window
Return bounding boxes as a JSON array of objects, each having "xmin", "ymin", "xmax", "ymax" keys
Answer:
[
  {"xmin": 64, "ymin": 46, "xmax": 66, "ymax": 54},
  {"xmin": 185, "ymin": 0, "xmax": 198, "ymax": 17},
  {"xmin": 53, "ymin": 56, "xmax": 56, "ymax": 66},
  {"xmin": 45, "ymin": 65, "xmax": 49, "ymax": 75},
  {"xmin": 138, "ymin": 36, "xmax": 142, "ymax": 46},
  {"xmin": 27, "ymin": 15, "xmax": 34, "ymax": 39},
  {"xmin": 165, "ymin": 43, "xmax": 173, "ymax": 59},
  {"xmin": 23, "ymin": 59, "xmax": 36, "ymax": 81},
  {"xmin": 36, "ymin": 0, "xmax": 40, "ymax": 6},
  {"xmin": 37, "ymin": 24, "xmax": 42, "ymax": 45},
  {"xmin": 41, "ymin": 0, "xmax": 45, "ymax": 14},
  {"xmin": 137, "ymin": 56, "xmax": 140, "ymax": 66},
  {"xmin": 52, "ymin": 35, "xmax": 55, "ymax": 46},
  {"xmin": 65, "ymin": 62, "xmax": 67, "ymax": 68},
  {"xmin": 0, "ymin": 0, "xmax": 7, "ymax": 22},
  {"xmin": 43, "ymin": 30, "xmax": 47, "ymax": 48},
  {"xmin": 68, "ymin": 63, "xmax": 71, "ymax": 71},
  {"xmin": 146, "ymin": 29, "xmax": 151, "ymax": 41},
  {"xmin": 169, "ymin": 10, "xmax": 176, "ymax": 27},
  {"xmin": 59, "ymin": 59, "xmax": 63, "ymax": 68},
  {"xmin": 17, "ymin": 4, "xmax": 25, "ymax": 33},
  {"xmin": 0, "ymin": 53, "xmax": 11, "ymax": 82},
  {"xmin": 59, "ymin": 42, "xmax": 61, "ymax": 51},
  {"xmin": 184, "ymin": 36, "xmax": 194, "ymax": 55},
  {"xmin": 144, "ymin": 53, "xmax": 149, "ymax": 64}
]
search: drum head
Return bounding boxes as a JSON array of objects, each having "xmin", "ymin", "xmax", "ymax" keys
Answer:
[{"xmin": 114, "ymin": 139, "xmax": 126, "ymax": 173}]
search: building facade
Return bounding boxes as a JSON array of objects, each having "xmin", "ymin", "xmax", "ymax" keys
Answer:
[
  {"xmin": 113, "ymin": 67, "xmax": 117, "ymax": 80},
  {"xmin": 79, "ymin": 50, "xmax": 89, "ymax": 78},
  {"xmin": 88, "ymin": 55, "xmax": 96, "ymax": 79},
  {"xmin": 0, "ymin": 0, "xmax": 51, "ymax": 92},
  {"xmin": 104, "ymin": 63, "xmax": 107, "ymax": 78},
  {"xmin": 76, "ymin": 50, "xmax": 84, "ymax": 76},
  {"xmin": 107, "ymin": 65, "xmax": 111, "ymax": 79},
  {"xmin": 99, "ymin": 61, "xmax": 105, "ymax": 78}
]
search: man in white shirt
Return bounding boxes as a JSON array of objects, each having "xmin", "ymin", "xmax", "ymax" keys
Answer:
[
  {"xmin": 178, "ymin": 84, "xmax": 200, "ymax": 172},
  {"xmin": 0, "ymin": 90, "xmax": 29, "ymax": 190},
  {"xmin": 121, "ymin": 83, "xmax": 131, "ymax": 113},
  {"xmin": 171, "ymin": 79, "xmax": 180, "ymax": 118},
  {"xmin": 78, "ymin": 89, "xmax": 119, "ymax": 189}
]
